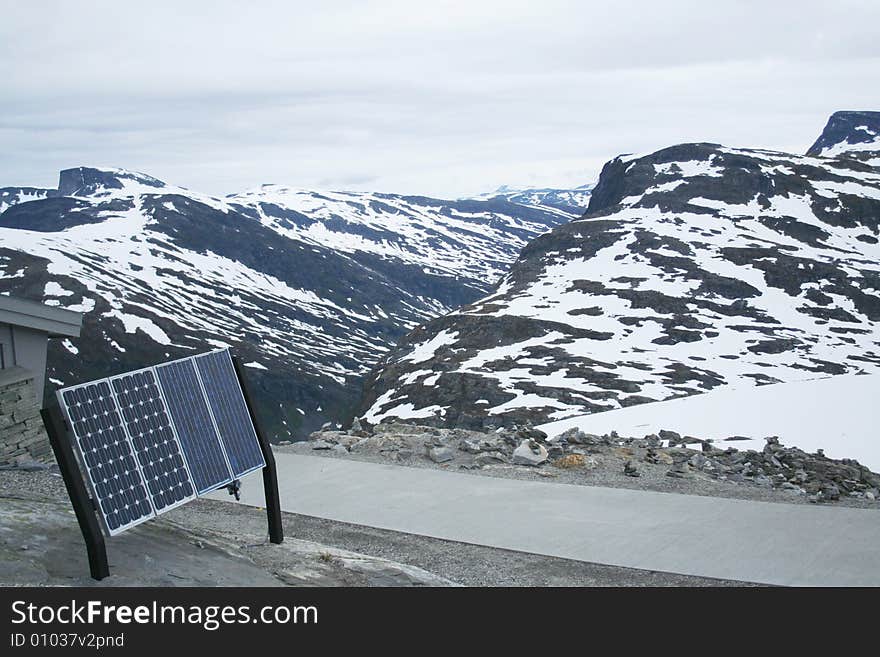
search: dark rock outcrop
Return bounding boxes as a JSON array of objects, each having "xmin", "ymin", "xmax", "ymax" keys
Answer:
[{"xmin": 807, "ymin": 111, "xmax": 880, "ymax": 166}]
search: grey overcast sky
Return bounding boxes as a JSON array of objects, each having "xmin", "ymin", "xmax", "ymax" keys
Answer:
[{"xmin": 2, "ymin": 0, "xmax": 879, "ymax": 198}]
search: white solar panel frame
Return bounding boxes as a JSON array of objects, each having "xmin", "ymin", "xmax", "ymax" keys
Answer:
[{"xmin": 56, "ymin": 378, "xmax": 157, "ymax": 536}]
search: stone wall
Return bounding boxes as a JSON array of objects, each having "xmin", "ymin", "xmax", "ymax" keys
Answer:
[{"xmin": 0, "ymin": 373, "xmax": 52, "ymax": 464}]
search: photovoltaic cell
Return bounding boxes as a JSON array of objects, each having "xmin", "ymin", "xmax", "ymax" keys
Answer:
[
  {"xmin": 155, "ymin": 358, "xmax": 233, "ymax": 494},
  {"xmin": 110, "ymin": 370, "xmax": 195, "ymax": 513},
  {"xmin": 57, "ymin": 347, "xmax": 267, "ymax": 537},
  {"xmin": 195, "ymin": 350, "xmax": 265, "ymax": 478},
  {"xmin": 60, "ymin": 382, "xmax": 153, "ymax": 535}
]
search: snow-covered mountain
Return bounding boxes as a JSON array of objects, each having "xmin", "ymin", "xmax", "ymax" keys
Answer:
[
  {"xmin": 358, "ymin": 112, "xmax": 880, "ymax": 430},
  {"xmin": 227, "ymin": 185, "xmax": 575, "ymax": 285},
  {"xmin": 0, "ymin": 167, "xmax": 578, "ymax": 438},
  {"xmin": 0, "ymin": 187, "xmax": 52, "ymax": 215},
  {"xmin": 807, "ymin": 110, "xmax": 880, "ymax": 167},
  {"xmin": 474, "ymin": 184, "xmax": 593, "ymax": 215}
]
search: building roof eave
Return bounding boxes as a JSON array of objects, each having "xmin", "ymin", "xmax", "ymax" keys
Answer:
[{"xmin": 0, "ymin": 296, "xmax": 82, "ymax": 338}]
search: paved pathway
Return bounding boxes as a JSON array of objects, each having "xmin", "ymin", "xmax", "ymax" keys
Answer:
[{"xmin": 215, "ymin": 454, "xmax": 880, "ymax": 586}]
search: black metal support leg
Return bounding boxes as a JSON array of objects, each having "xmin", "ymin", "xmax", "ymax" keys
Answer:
[
  {"xmin": 41, "ymin": 405, "xmax": 110, "ymax": 580},
  {"xmin": 231, "ymin": 355, "xmax": 284, "ymax": 544}
]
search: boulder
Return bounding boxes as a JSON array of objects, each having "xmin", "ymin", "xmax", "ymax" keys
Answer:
[
  {"xmin": 552, "ymin": 454, "xmax": 594, "ymax": 469},
  {"xmin": 479, "ymin": 438, "xmax": 507, "ymax": 453},
  {"xmin": 474, "ymin": 452, "xmax": 507, "ymax": 467},
  {"xmin": 335, "ymin": 434, "xmax": 361, "ymax": 449},
  {"xmin": 427, "ymin": 446, "xmax": 455, "ymax": 463},
  {"xmin": 515, "ymin": 424, "xmax": 548, "ymax": 443},
  {"xmin": 512, "ymin": 439, "xmax": 548, "ymax": 466},
  {"xmin": 659, "ymin": 429, "xmax": 681, "ymax": 443},
  {"xmin": 623, "ymin": 460, "xmax": 640, "ymax": 478},
  {"xmin": 459, "ymin": 438, "xmax": 482, "ymax": 454},
  {"xmin": 375, "ymin": 422, "xmax": 436, "ymax": 435},
  {"xmin": 666, "ymin": 460, "xmax": 690, "ymax": 478},
  {"xmin": 552, "ymin": 427, "xmax": 587, "ymax": 444},
  {"xmin": 350, "ymin": 416, "xmax": 369, "ymax": 436},
  {"xmin": 821, "ymin": 482, "xmax": 841, "ymax": 501}
]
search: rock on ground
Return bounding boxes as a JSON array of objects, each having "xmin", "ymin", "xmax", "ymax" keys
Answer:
[
  {"xmin": 512, "ymin": 439, "xmax": 549, "ymax": 466},
  {"xmin": 292, "ymin": 422, "xmax": 880, "ymax": 509}
]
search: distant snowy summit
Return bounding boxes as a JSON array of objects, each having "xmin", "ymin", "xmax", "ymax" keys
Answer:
[
  {"xmin": 57, "ymin": 166, "xmax": 166, "ymax": 196},
  {"xmin": 473, "ymin": 184, "xmax": 594, "ymax": 215},
  {"xmin": 807, "ymin": 110, "xmax": 880, "ymax": 167},
  {"xmin": 358, "ymin": 112, "xmax": 880, "ymax": 430}
]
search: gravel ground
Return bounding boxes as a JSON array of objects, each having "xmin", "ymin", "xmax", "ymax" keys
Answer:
[
  {"xmin": 280, "ymin": 439, "xmax": 880, "ymax": 510},
  {"xmin": 0, "ymin": 468, "xmax": 756, "ymax": 586}
]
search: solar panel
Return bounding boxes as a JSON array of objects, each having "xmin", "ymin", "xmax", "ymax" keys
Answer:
[
  {"xmin": 110, "ymin": 369, "xmax": 195, "ymax": 513},
  {"xmin": 195, "ymin": 350, "xmax": 265, "ymax": 478},
  {"xmin": 155, "ymin": 358, "xmax": 234, "ymax": 495},
  {"xmin": 56, "ymin": 348, "xmax": 267, "ymax": 537},
  {"xmin": 60, "ymin": 382, "xmax": 154, "ymax": 535}
]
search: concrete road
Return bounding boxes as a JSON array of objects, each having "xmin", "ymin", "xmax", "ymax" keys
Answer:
[{"xmin": 218, "ymin": 454, "xmax": 880, "ymax": 586}]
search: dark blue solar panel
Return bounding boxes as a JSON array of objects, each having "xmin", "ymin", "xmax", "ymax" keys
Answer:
[
  {"xmin": 155, "ymin": 359, "xmax": 233, "ymax": 494},
  {"xmin": 111, "ymin": 370, "xmax": 195, "ymax": 512},
  {"xmin": 57, "ymin": 349, "xmax": 267, "ymax": 536},
  {"xmin": 195, "ymin": 350, "xmax": 265, "ymax": 478},
  {"xmin": 60, "ymin": 382, "xmax": 153, "ymax": 535}
]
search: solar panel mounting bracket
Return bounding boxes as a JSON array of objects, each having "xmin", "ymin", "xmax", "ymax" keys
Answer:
[
  {"xmin": 231, "ymin": 355, "xmax": 283, "ymax": 545},
  {"xmin": 40, "ymin": 404, "xmax": 110, "ymax": 581}
]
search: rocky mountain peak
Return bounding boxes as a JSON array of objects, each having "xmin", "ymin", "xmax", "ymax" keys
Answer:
[
  {"xmin": 806, "ymin": 111, "xmax": 880, "ymax": 166},
  {"xmin": 57, "ymin": 166, "xmax": 166, "ymax": 196}
]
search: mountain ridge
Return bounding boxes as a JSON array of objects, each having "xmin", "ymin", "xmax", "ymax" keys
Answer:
[
  {"xmin": 0, "ymin": 167, "xmax": 586, "ymax": 438},
  {"xmin": 357, "ymin": 113, "xmax": 880, "ymax": 430}
]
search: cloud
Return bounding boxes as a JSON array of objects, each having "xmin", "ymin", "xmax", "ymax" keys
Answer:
[{"xmin": 2, "ymin": 0, "xmax": 879, "ymax": 197}]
